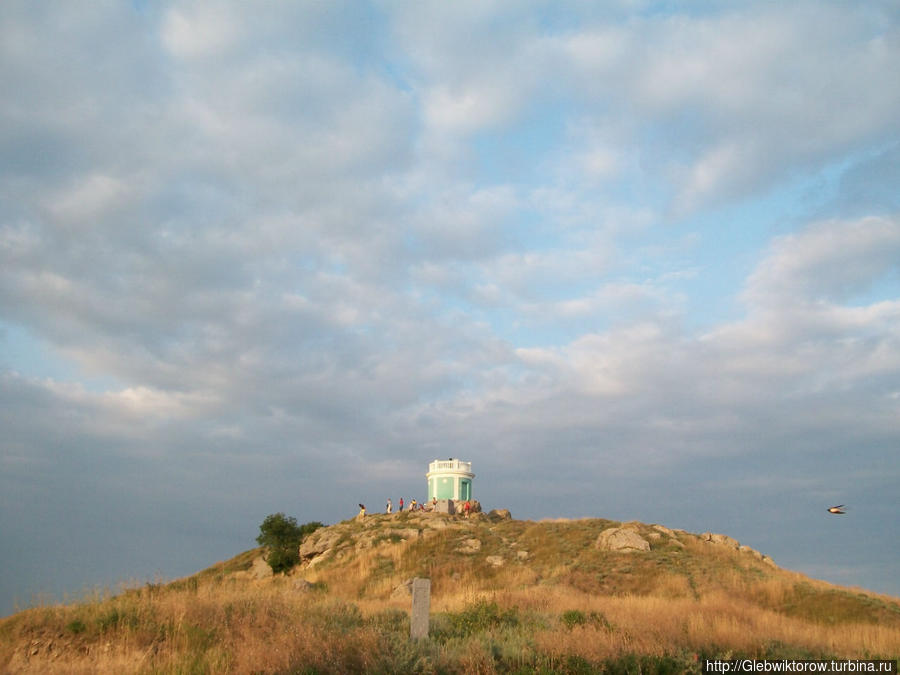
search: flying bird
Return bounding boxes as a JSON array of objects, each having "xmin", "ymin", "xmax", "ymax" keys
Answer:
[{"xmin": 827, "ymin": 505, "xmax": 846, "ymax": 514}]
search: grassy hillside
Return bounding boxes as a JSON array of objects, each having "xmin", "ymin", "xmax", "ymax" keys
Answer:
[{"xmin": 2, "ymin": 512, "xmax": 898, "ymax": 673}]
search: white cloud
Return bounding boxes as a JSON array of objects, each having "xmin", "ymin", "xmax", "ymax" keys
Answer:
[
  {"xmin": 556, "ymin": 3, "xmax": 900, "ymax": 212},
  {"xmin": 162, "ymin": 5, "xmax": 239, "ymax": 59},
  {"xmin": 744, "ymin": 216, "xmax": 900, "ymax": 308}
]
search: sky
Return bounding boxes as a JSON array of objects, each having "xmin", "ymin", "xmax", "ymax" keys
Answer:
[{"xmin": 1, "ymin": 1, "xmax": 899, "ymax": 616}]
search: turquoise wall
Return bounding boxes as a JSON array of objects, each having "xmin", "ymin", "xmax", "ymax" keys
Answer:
[
  {"xmin": 427, "ymin": 469, "xmax": 474, "ymax": 501},
  {"xmin": 435, "ymin": 477, "xmax": 454, "ymax": 499}
]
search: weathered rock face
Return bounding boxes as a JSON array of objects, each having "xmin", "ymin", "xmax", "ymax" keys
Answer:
[
  {"xmin": 250, "ymin": 556, "xmax": 273, "ymax": 579},
  {"xmin": 702, "ymin": 532, "xmax": 741, "ymax": 549},
  {"xmin": 232, "ymin": 555, "xmax": 274, "ymax": 580},
  {"xmin": 700, "ymin": 532, "xmax": 775, "ymax": 566},
  {"xmin": 487, "ymin": 509, "xmax": 512, "ymax": 521},
  {"xmin": 596, "ymin": 527, "xmax": 651, "ymax": 553},
  {"xmin": 299, "ymin": 528, "xmax": 347, "ymax": 567},
  {"xmin": 485, "ymin": 555, "xmax": 505, "ymax": 567}
]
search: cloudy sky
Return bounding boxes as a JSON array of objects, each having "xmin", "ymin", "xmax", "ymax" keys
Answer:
[{"xmin": 2, "ymin": 1, "xmax": 899, "ymax": 614}]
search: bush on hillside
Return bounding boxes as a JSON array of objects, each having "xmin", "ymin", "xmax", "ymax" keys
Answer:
[{"xmin": 256, "ymin": 513, "xmax": 323, "ymax": 573}]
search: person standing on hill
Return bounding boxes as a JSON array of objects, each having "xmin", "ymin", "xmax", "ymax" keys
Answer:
[
  {"xmin": 463, "ymin": 500, "xmax": 471, "ymax": 518},
  {"xmin": 386, "ymin": 498, "xmax": 392, "ymax": 513},
  {"xmin": 399, "ymin": 497, "xmax": 404, "ymax": 512}
]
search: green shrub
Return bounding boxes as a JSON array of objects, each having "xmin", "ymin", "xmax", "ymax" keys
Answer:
[
  {"xmin": 433, "ymin": 600, "xmax": 520, "ymax": 640},
  {"xmin": 560, "ymin": 609, "xmax": 613, "ymax": 632},
  {"xmin": 256, "ymin": 513, "xmax": 323, "ymax": 574},
  {"xmin": 561, "ymin": 609, "xmax": 587, "ymax": 629},
  {"xmin": 66, "ymin": 618, "xmax": 87, "ymax": 634}
]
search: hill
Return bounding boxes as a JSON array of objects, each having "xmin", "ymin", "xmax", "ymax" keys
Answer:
[{"xmin": 2, "ymin": 511, "xmax": 899, "ymax": 673}]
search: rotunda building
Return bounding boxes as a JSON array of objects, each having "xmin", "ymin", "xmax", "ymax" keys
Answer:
[{"xmin": 426, "ymin": 458, "xmax": 474, "ymax": 502}]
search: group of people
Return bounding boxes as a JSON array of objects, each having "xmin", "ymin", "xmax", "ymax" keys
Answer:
[
  {"xmin": 385, "ymin": 497, "xmax": 436, "ymax": 513},
  {"xmin": 357, "ymin": 497, "xmax": 473, "ymax": 519}
]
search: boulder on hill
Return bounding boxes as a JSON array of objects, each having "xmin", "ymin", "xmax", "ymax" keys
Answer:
[
  {"xmin": 487, "ymin": 509, "xmax": 512, "ymax": 521},
  {"xmin": 249, "ymin": 556, "xmax": 274, "ymax": 579},
  {"xmin": 292, "ymin": 578, "xmax": 315, "ymax": 592},
  {"xmin": 596, "ymin": 527, "xmax": 651, "ymax": 553},
  {"xmin": 299, "ymin": 529, "xmax": 342, "ymax": 559},
  {"xmin": 701, "ymin": 532, "xmax": 740, "ymax": 549}
]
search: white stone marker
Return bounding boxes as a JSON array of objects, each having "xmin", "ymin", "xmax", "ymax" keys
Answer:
[{"xmin": 410, "ymin": 577, "xmax": 430, "ymax": 639}]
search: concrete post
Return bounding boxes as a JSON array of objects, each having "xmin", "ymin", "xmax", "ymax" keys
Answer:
[{"xmin": 410, "ymin": 578, "xmax": 430, "ymax": 639}]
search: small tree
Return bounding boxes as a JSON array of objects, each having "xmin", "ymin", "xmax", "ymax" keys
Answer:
[{"xmin": 256, "ymin": 513, "xmax": 323, "ymax": 573}]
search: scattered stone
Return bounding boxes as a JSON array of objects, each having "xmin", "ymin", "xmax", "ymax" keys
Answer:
[
  {"xmin": 485, "ymin": 555, "xmax": 505, "ymax": 567},
  {"xmin": 596, "ymin": 527, "xmax": 651, "ymax": 553},
  {"xmin": 459, "ymin": 538, "xmax": 482, "ymax": 554},
  {"xmin": 292, "ymin": 579, "xmax": 315, "ymax": 592},
  {"xmin": 516, "ymin": 550, "xmax": 530, "ymax": 561}
]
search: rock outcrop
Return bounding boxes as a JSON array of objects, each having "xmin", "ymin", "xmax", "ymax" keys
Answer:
[
  {"xmin": 701, "ymin": 532, "xmax": 740, "ymax": 549},
  {"xmin": 700, "ymin": 531, "xmax": 776, "ymax": 566},
  {"xmin": 596, "ymin": 527, "xmax": 651, "ymax": 553},
  {"xmin": 290, "ymin": 509, "xmax": 777, "ymax": 582},
  {"xmin": 487, "ymin": 509, "xmax": 512, "ymax": 521}
]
